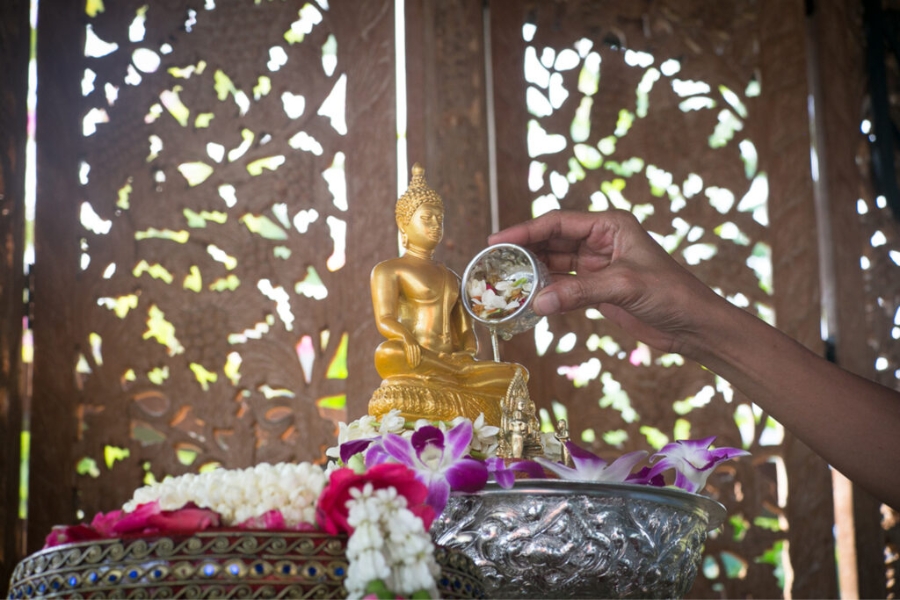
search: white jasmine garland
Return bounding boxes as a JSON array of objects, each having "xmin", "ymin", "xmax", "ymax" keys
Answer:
[
  {"xmin": 344, "ymin": 484, "xmax": 439, "ymax": 599},
  {"xmin": 123, "ymin": 462, "xmax": 327, "ymax": 527}
]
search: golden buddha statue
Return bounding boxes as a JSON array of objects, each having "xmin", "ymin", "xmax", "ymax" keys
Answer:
[{"xmin": 367, "ymin": 164, "xmax": 527, "ymax": 427}]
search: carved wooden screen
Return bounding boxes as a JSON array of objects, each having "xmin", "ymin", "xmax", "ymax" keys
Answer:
[
  {"xmin": 28, "ymin": 0, "xmax": 396, "ymax": 550},
  {"xmin": 489, "ymin": 2, "xmax": 836, "ymax": 598}
]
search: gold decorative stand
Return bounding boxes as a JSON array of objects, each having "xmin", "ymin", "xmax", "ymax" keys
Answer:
[{"xmin": 7, "ymin": 531, "xmax": 484, "ymax": 599}]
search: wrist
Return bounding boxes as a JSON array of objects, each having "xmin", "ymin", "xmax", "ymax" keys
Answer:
[{"xmin": 677, "ymin": 291, "xmax": 752, "ymax": 366}]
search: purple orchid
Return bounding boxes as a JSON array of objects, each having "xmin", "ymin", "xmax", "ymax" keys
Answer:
[
  {"xmin": 485, "ymin": 458, "xmax": 546, "ymax": 489},
  {"xmin": 535, "ymin": 442, "xmax": 649, "ymax": 483},
  {"xmin": 339, "ymin": 438, "xmax": 374, "ymax": 465},
  {"xmin": 625, "ymin": 466, "xmax": 666, "ymax": 487},
  {"xmin": 647, "ymin": 436, "xmax": 750, "ymax": 493},
  {"xmin": 365, "ymin": 421, "xmax": 488, "ymax": 513}
]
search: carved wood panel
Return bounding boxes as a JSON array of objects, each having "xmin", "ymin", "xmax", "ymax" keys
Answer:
[
  {"xmin": 489, "ymin": 1, "xmax": 836, "ymax": 597},
  {"xmin": 28, "ymin": 0, "xmax": 396, "ymax": 554}
]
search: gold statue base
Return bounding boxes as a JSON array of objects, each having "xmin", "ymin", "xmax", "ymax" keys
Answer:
[
  {"xmin": 368, "ymin": 376, "xmax": 504, "ymax": 427},
  {"xmin": 368, "ymin": 367, "xmax": 545, "ymax": 461}
]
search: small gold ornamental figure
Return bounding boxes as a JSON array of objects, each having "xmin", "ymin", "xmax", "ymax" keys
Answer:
[
  {"xmin": 367, "ymin": 164, "xmax": 527, "ymax": 427},
  {"xmin": 555, "ymin": 419, "xmax": 571, "ymax": 467},
  {"xmin": 509, "ymin": 400, "xmax": 528, "ymax": 458}
]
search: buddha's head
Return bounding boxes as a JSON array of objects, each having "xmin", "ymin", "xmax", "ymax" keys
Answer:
[{"xmin": 396, "ymin": 164, "xmax": 444, "ymax": 250}]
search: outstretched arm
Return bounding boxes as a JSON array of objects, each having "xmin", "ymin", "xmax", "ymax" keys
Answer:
[{"xmin": 490, "ymin": 209, "xmax": 900, "ymax": 509}]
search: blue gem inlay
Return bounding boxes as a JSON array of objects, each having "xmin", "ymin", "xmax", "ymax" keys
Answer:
[
  {"xmin": 281, "ymin": 565, "xmax": 291, "ymax": 574},
  {"xmin": 129, "ymin": 569, "xmax": 139, "ymax": 579},
  {"xmin": 153, "ymin": 569, "xmax": 163, "ymax": 578},
  {"xmin": 255, "ymin": 564, "xmax": 265, "ymax": 574},
  {"xmin": 229, "ymin": 565, "xmax": 240, "ymax": 576},
  {"xmin": 203, "ymin": 564, "xmax": 216, "ymax": 576},
  {"xmin": 37, "ymin": 584, "xmax": 46, "ymax": 594},
  {"xmin": 108, "ymin": 574, "xmax": 118, "ymax": 583},
  {"xmin": 88, "ymin": 572, "xmax": 98, "ymax": 583},
  {"xmin": 334, "ymin": 567, "xmax": 344, "ymax": 576},
  {"xmin": 68, "ymin": 576, "xmax": 78, "ymax": 587}
]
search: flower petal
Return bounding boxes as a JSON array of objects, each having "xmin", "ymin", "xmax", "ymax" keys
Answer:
[
  {"xmin": 444, "ymin": 420, "xmax": 474, "ymax": 460},
  {"xmin": 410, "ymin": 426, "xmax": 445, "ymax": 456},
  {"xmin": 598, "ymin": 450, "xmax": 649, "ymax": 482},
  {"xmin": 424, "ymin": 477, "xmax": 451, "ymax": 514},
  {"xmin": 626, "ymin": 466, "xmax": 666, "ymax": 487},
  {"xmin": 533, "ymin": 457, "xmax": 582, "ymax": 480},
  {"xmin": 445, "ymin": 457, "xmax": 488, "ymax": 493},
  {"xmin": 382, "ymin": 433, "xmax": 417, "ymax": 467},
  {"xmin": 363, "ymin": 440, "xmax": 391, "ymax": 468},
  {"xmin": 486, "ymin": 458, "xmax": 546, "ymax": 488},
  {"xmin": 566, "ymin": 441, "xmax": 609, "ymax": 474},
  {"xmin": 648, "ymin": 437, "xmax": 750, "ymax": 493},
  {"xmin": 341, "ymin": 439, "xmax": 374, "ymax": 464},
  {"xmin": 485, "ymin": 458, "xmax": 516, "ymax": 488}
]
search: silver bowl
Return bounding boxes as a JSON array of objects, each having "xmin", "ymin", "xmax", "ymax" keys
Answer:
[{"xmin": 430, "ymin": 480, "xmax": 725, "ymax": 599}]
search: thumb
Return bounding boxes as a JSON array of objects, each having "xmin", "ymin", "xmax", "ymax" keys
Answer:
[{"xmin": 532, "ymin": 275, "xmax": 606, "ymax": 316}]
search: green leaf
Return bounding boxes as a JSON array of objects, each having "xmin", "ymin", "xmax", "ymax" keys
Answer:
[{"xmin": 364, "ymin": 579, "xmax": 395, "ymax": 600}]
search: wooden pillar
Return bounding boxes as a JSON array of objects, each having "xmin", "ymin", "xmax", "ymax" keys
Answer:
[
  {"xmin": 404, "ymin": 0, "xmax": 493, "ymax": 278},
  {"xmin": 757, "ymin": 0, "xmax": 840, "ymax": 597},
  {"xmin": 27, "ymin": 0, "xmax": 84, "ymax": 555},
  {"xmin": 0, "ymin": 0, "xmax": 31, "ymax": 582},
  {"xmin": 809, "ymin": 0, "xmax": 887, "ymax": 597}
]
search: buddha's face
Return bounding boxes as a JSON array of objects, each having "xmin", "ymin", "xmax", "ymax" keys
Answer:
[{"xmin": 402, "ymin": 203, "xmax": 444, "ymax": 250}]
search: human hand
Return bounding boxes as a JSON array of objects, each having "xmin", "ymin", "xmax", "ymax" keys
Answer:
[{"xmin": 488, "ymin": 210, "xmax": 724, "ymax": 356}]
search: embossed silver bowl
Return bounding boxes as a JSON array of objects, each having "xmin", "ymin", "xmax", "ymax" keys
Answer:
[{"xmin": 431, "ymin": 480, "xmax": 726, "ymax": 599}]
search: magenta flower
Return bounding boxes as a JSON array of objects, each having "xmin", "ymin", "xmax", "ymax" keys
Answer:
[
  {"xmin": 535, "ymin": 442, "xmax": 649, "ymax": 483},
  {"xmin": 647, "ymin": 436, "xmax": 750, "ymax": 493},
  {"xmin": 365, "ymin": 421, "xmax": 488, "ymax": 513}
]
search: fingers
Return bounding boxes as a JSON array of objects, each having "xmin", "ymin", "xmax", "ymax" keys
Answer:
[
  {"xmin": 489, "ymin": 209, "xmax": 641, "ymax": 274},
  {"xmin": 489, "ymin": 209, "xmax": 635, "ymax": 247},
  {"xmin": 405, "ymin": 342, "xmax": 421, "ymax": 367}
]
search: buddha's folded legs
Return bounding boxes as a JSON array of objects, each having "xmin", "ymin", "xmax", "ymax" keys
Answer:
[
  {"xmin": 374, "ymin": 340, "xmax": 527, "ymax": 392},
  {"xmin": 374, "ymin": 339, "xmax": 464, "ymax": 383}
]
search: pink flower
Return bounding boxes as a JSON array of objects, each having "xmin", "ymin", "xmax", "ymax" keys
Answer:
[
  {"xmin": 44, "ymin": 501, "xmax": 220, "ymax": 548},
  {"xmin": 316, "ymin": 463, "xmax": 435, "ymax": 535},
  {"xmin": 44, "ymin": 524, "xmax": 102, "ymax": 549},
  {"xmin": 236, "ymin": 509, "xmax": 286, "ymax": 530},
  {"xmin": 109, "ymin": 501, "xmax": 219, "ymax": 535}
]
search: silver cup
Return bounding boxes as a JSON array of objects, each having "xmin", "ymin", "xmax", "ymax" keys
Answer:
[{"xmin": 461, "ymin": 243, "xmax": 550, "ymax": 355}]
